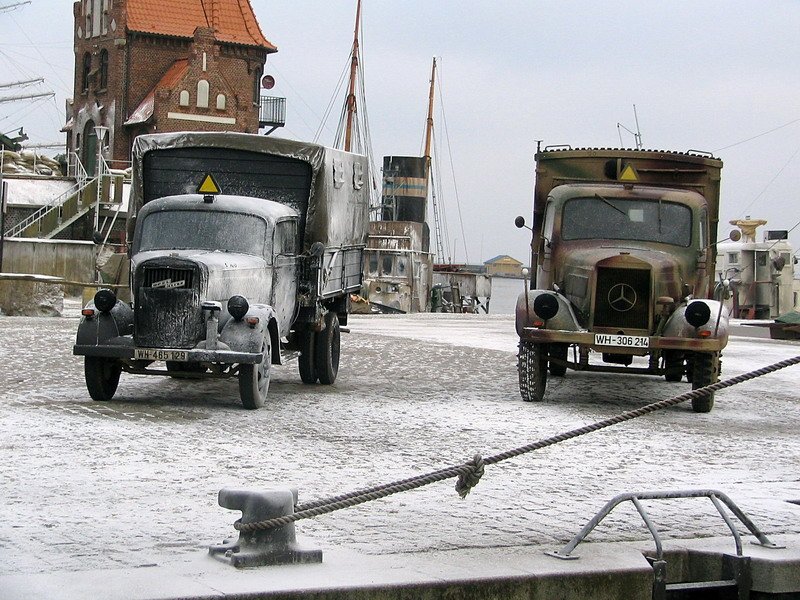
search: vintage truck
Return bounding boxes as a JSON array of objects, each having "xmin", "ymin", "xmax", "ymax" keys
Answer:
[
  {"xmin": 514, "ymin": 146, "xmax": 728, "ymax": 412},
  {"xmin": 74, "ymin": 132, "xmax": 369, "ymax": 409}
]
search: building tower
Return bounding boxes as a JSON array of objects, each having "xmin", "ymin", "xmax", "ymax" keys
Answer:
[{"xmin": 67, "ymin": 0, "xmax": 279, "ymax": 173}]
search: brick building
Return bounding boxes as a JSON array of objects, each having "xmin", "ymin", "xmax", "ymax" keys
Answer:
[{"xmin": 66, "ymin": 0, "xmax": 278, "ymax": 173}]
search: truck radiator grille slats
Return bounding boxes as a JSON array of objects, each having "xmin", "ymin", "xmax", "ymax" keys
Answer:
[
  {"xmin": 594, "ymin": 267, "xmax": 651, "ymax": 330},
  {"xmin": 134, "ymin": 288, "xmax": 203, "ymax": 348},
  {"xmin": 141, "ymin": 267, "xmax": 194, "ymax": 290},
  {"xmin": 135, "ymin": 264, "xmax": 202, "ymax": 348}
]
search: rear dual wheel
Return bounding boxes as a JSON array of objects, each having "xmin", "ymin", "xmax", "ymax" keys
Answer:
[{"xmin": 297, "ymin": 313, "xmax": 341, "ymax": 385}]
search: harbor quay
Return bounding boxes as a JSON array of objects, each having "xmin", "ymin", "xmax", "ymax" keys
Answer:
[{"xmin": 1, "ymin": 307, "xmax": 799, "ymax": 599}]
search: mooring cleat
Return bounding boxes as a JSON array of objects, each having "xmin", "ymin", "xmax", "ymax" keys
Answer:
[{"xmin": 209, "ymin": 487, "xmax": 322, "ymax": 568}]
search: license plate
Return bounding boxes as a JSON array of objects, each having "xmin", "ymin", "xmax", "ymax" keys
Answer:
[
  {"xmin": 134, "ymin": 348, "xmax": 189, "ymax": 362},
  {"xmin": 594, "ymin": 334, "xmax": 649, "ymax": 348}
]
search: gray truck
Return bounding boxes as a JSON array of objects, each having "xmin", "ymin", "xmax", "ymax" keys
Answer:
[
  {"xmin": 74, "ymin": 132, "xmax": 369, "ymax": 409},
  {"xmin": 514, "ymin": 146, "xmax": 729, "ymax": 412}
]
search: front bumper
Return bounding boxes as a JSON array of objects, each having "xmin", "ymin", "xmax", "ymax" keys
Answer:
[
  {"xmin": 519, "ymin": 327, "xmax": 728, "ymax": 353},
  {"xmin": 73, "ymin": 338, "xmax": 262, "ymax": 364}
]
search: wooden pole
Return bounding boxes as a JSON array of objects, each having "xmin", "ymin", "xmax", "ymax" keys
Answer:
[{"xmin": 343, "ymin": 0, "xmax": 362, "ymax": 153}]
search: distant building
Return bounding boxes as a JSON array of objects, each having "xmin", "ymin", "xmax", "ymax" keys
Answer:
[
  {"xmin": 484, "ymin": 254, "xmax": 524, "ymax": 278},
  {"xmin": 66, "ymin": 0, "xmax": 279, "ymax": 174}
]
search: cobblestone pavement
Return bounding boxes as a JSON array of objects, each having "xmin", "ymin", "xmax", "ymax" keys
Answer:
[{"xmin": 1, "ymin": 309, "xmax": 799, "ymax": 576}]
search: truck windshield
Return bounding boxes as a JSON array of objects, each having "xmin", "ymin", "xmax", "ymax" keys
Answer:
[
  {"xmin": 562, "ymin": 197, "xmax": 692, "ymax": 246},
  {"xmin": 137, "ymin": 210, "xmax": 269, "ymax": 256}
]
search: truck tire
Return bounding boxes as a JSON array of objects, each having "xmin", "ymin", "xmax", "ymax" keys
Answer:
[
  {"xmin": 690, "ymin": 351, "xmax": 718, "ymax": 413},
  {"xmin": 518, "ymin": 341, "xmax": 547, "ymax": 402},
  {"xmin": 315, "ymin": 312, "xmax": 340, "ymax": 385},
  {"xmin": 85, "ymin": 357, "xmax": 122, "ymax": 402},
  {"xmin": 239, "ymin": 336, "xmax": 271, "ymax": 409},
  {"xmin": 298, "ymin": 328, "xmax": 317, "ymax": 384},
  {"xmin": 663, "ymin": 351, "xmax": 685, "ymax": 382},
  {"xmin": 549, "ymin": 343, "xmax": 568, "ymax": 377}
]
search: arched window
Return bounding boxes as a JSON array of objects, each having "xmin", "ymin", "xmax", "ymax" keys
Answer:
[
  {"xmin": 216, "ymin": 94, "xmax": 226, "ymax": 110},
  {"xmin": 197, "ymin": 80, "xmax": 209, "ymax": 108},
  {"xmin": 81, "ymin": 52, "xmax": 92, "ymax": 93},
  {"xmin": 99, "ymin": 49, "xmax": 108, "ymax": 90},
  {"xmin": 179, "ymin": 90, "xmax": 189, "ymax": 106}
]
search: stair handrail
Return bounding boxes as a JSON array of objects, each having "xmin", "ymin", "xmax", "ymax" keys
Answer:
[{"xmin": 4, "ymin": 152, "xmax": 96, "ymax": 238}]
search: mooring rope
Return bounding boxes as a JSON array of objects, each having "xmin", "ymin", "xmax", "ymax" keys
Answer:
[{"xmin": 235, "ymin": 354, "xmax": 800, "ymax": 533}]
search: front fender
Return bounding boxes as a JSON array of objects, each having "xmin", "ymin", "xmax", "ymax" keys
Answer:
[
  {"xmin": 515, "ymin": 290, "xmax": 582, "ymax": 336},
  {"xmin": 75, "ymin": 300, "xmax": 134, "ymax": 346},
  {"xmin": 219, "ymin": 303, "xmax": 277, "ymax": 354},
  {"xmin": 662, "ymin": 299, "xmax": 730, "ymax": 343}
]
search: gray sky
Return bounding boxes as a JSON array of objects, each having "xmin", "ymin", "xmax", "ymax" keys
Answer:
[{"xmin": 2, "ymin": 1, "xmax": 799, "ymax": 265}]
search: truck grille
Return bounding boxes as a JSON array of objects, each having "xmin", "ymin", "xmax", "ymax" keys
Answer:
[
  {"xmin": 135, "ymin": 264, "xmax": 203, "ymax": 348},
  {"xmin": 593, "ymin": 267, "xmax": 651, "ymax": 330},
  {"xmin": 140, "ymin": 267, "xmax": 194, "ymax": 290}
]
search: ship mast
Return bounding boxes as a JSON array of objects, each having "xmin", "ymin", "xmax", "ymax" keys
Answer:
[
  {"xmin": 343, "ymin": 0, "xmax": 362, "ymax": 152},
  {"xmin": 423, "ymin": 57, "xmax": 437, "ymax": 180}
]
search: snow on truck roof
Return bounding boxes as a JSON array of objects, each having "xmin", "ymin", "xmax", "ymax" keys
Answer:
[{"xmin": 138, "ymin": 194, "xmax": 299, "ymax": 222}]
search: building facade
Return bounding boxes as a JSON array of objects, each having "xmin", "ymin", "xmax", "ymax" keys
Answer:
[
  {"xmin": 484, "ymin": 254, "xmax": 524, "ymax": 278},
  {"xmin": 67, "ymin": 0, "xmax": 277, "ymax": 173}
]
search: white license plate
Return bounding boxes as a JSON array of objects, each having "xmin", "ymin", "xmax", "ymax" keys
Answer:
[
  {"xmin": 594, "ymin": 334, "xmax": 649, "ymax": 348},
  {"xmin": 134, "ymin": 348, "xmax": 189, "ymax": 362}
]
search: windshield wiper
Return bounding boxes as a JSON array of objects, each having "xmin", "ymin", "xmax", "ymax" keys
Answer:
[{"xmin": 595, "ymin": 193, "xmax": 627, "ymax": 217}]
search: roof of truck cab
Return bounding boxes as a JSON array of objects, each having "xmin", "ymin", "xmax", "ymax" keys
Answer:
[
  {"xmin": 548, "ymin": 183, "xmax": 709, "ymax": 208},
  {"xmin": 138, "ymin": 194, "xmax": 299, "ymax": 221}
]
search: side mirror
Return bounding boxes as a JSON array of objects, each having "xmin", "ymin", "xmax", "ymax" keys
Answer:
[
  {"xmin": 514, "ymin": 216, "xmax": 526, "ymax": 229},
  {"xmin": 729, "ymin": 229, "xmax": 742, "ymax": 242}
]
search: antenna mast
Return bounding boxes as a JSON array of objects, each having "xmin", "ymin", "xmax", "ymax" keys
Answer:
[{"xmin": 343, "ymin": 0, "xmax": 362, "ymax": 153}]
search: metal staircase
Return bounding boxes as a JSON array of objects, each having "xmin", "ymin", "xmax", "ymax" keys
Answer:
[{"xmin": 4, "ymin": 153, "xmax": 126, "ymax": 241}]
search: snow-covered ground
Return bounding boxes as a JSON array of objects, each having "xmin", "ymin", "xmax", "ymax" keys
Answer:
[{"xmin": 0, "ymin": 310, "xmax": 798, "ymax": 576}]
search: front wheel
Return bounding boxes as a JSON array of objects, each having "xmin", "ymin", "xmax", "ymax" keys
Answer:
[
  {"xmin": 239, "ymin": 336, "xmax": 271, "ymax": 409},
  {"xmin": 518, "ymin": 341, "xmax": 547, "ymax": 402},
  {"xmin": 663, "ymin": 351, "xmax": 685, "ymax": 382},
  {"xmin": 690, "ymin": 351, "xmax": 719, "ymax": 413},
  {"xmin": 85, "ymin": 356, "xmax": 122, "ymax": 402},
  {"xmin": 315, "ymin": 312, "xmax": 340, "ymax": 385}
]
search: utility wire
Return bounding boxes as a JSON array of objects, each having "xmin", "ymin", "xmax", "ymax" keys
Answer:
[{"xmin": 713, "ymin": 117, "xmax": 800, "ymax": 153}]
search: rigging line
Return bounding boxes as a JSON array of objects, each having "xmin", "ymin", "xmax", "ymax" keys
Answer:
[
  {"xmin": 737, "ymin": 143, "xmax": 800, "ymax": 217},
  {"xmin": 315, "ymin": 55, "xmax": 351, "ymax": 144},
  {"xmin": 713, "ymin": 117, "xmax": 800, "ymax": 153},
  {"xmin": 436, "ymin": 65, "xmax": 469, "ymax": 264},
  {"xmin": 266, "ymin": 64, "xmax": 327, "ymax": 139},
  {"xmin": 9, "ymin": 13, "xmax": 73, "ymax": 93},
  {"xmin": 431, "ymin": 128, "xmax": 451, "ymax": 263}
]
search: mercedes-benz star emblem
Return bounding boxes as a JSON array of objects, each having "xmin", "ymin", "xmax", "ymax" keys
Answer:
[{"xmin": 608, "ymin": 283, "xmax": 637, "ymax": 312}]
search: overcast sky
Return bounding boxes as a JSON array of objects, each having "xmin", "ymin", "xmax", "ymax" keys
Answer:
[{"xmin": 2, "ymin": 1, "xmax": 799, "ymax": 266}]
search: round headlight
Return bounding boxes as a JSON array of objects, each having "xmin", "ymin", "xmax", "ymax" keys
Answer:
[
  {"xmin": 685, "ymin": 300, "xmax": 711, "ymax": 328},
  {"xmin": 227, "ymin": 295, "xmax": 249, "ymax": 320},
  {"xmin": 93, "ymin": 288, "xmax": 117, "ymax": 313},
  {"xmin": 533, "ymin": 293, "xmax": 559, "ymax": 321}
]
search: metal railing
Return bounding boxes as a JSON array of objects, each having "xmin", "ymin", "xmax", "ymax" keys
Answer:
[{"xmin": 259, "ymin": 95, "xmax": 286, "ymax": 128}]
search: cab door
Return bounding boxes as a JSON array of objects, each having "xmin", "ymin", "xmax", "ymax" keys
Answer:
[{"xmin": 271, "ymin": 218, "xmax": 298, "ymax": 336}]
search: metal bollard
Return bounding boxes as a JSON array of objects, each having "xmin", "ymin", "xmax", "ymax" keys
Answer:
[{"xmin": 209, "ymin": 488, "xmax": 322, "ymax": 568}]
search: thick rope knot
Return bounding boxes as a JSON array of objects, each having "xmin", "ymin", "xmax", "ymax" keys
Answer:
[{"xmin": 455, "ymin": 454, "xmax": 485, "ymax": 499}]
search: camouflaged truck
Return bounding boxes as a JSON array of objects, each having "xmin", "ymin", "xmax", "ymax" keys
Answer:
[
  {"xmin": 514, "ymin": 146, "xmax": 728, "ymax": 412},
  {"xmin": 74, "ymin": 132, "xmax": 368, "ymax": 409}
]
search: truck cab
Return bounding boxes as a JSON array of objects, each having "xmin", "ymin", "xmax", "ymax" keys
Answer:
[{"xmin": 515, "ymin": 147, "xmax": 728, "ymax": 413}]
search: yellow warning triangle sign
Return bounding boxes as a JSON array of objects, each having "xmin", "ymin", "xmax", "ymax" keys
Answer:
[
  {"xmin": 197, "ymin": 174, "xmax": 221, "ymax": 194},
  {"xmin": 619, "ymin": 164, "xmax": 638, "ymax": 182}
]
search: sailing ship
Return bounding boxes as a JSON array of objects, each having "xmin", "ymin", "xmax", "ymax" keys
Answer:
[{"xmin": 333, "ymin": 4, "xmax": 490, "ymax": 313}]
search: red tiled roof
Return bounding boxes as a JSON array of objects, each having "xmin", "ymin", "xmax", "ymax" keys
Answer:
[{"xmin": 127, "ymin": 0, "xmax": 277, "ymax": 51}]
